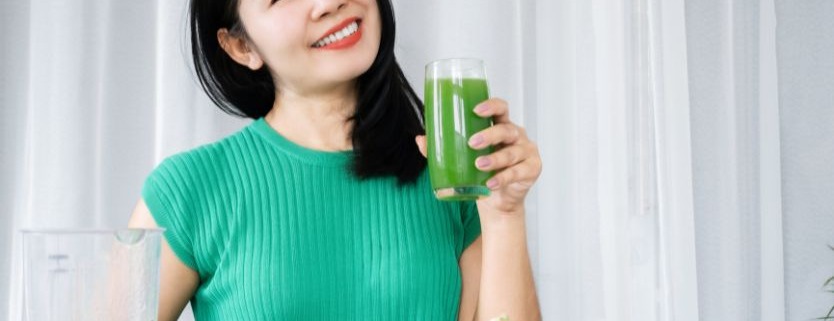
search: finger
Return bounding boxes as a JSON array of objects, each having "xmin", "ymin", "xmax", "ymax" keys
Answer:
[
  {"xmin": 474, "ymin": 98, "xmax": 510, "ymax": 124},
  {"xmin": 415, "ymin": 135, "xmax": 428, "ymax": 158},
  {"xmin": 469, "ymin": 123, "xmax": 523, "ymax": 150},
  {"xmin": 486, "ymin": 159, "xmax": 539, "ymax": 191},
  {"xmin": 474, "ymin": 144, "xmax": 529, "ymax": 172}
]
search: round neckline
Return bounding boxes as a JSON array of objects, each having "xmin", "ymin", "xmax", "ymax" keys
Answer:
[{"xmin": 250, "ymin": 117, "xmax": 352, "ymax": 166}]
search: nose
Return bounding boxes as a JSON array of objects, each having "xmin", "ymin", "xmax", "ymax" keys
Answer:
[{"xmin": 311, "ymin": 0, "xmax": 348, "ymax": 20}]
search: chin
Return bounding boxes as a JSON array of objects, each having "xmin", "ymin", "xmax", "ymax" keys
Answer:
[{"xmin": 319, "ymin": 54, "xmax": 378, "ymax": 84}]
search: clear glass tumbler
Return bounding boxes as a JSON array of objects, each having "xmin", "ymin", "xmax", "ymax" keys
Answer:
[
  {"xmin": 425, "ymin": 58, "xmax": 495, "ymax": 201},
  {"xmin": 21, "ymin": 228, "xmax": 164, "ymax": 321}
]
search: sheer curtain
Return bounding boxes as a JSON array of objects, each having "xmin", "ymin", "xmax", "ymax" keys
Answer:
[
  {"xmin": 3, "ymin": 1, "xmax": 834, "ymax": 321},
  {"xmin": 686, "ymin": 0, "xmax": 834, "ymax": 320},
  {"xmin": 0, "ymin": 1, "xmax": 244, "ymax": 320},
  {"xmin": 530, "ymin": 0, "xmax": 700, "ymax": 319}
]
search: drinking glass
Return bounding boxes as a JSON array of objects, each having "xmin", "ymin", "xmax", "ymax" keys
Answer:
[{"xmin": 425, "ymin": 58, "xmax": 494, "ymax": 201}]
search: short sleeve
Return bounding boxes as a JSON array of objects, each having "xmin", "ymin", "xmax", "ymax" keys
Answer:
[
  {"xmin": 460, "ymin": 200, "xmax": 482, "ymax": 254},
  {"xmin": 141, "ymin": 156, "xmax": 199, "ymax": 270}
]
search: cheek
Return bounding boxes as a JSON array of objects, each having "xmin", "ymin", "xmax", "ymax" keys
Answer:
[
  {"xmin": 369, "ymin": 19, "xmax": 383, "ymax": 54},
  {"xmin": 368, "ymin": 6, "xmax": 383, "ymax": 46},
  {"xmin": 367, "ymin": 26, "xmax": 382, "ymax": 61},
  {"xmin": 252, "ymin": 23, "xmax": 308, "ymax": 67},
  {"xmin": 270, "ymin": 23, "xmax": 305, "ymax": 52}
]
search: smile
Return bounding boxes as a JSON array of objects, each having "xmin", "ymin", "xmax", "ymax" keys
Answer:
[{"xmin": 312, "ymin": 18, "xmax": 363, "ymax": 50}]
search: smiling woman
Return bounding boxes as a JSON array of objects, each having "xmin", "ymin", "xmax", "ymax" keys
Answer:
[
  {"xmin": 7, "ymin": 0, "xmax": 834, "ymax": 320},
  {"xmin": 189, "ymin": 0, "xmax": 424, "ymax": 182},
  {"xmin": 128, "ymin": 0, "xmax": 541, "ymax": 320}
]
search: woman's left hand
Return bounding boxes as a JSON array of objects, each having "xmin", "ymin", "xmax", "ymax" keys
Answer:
[{"xmin": 416, "ymin": 98, "xmax": 542, "ymax": 215}]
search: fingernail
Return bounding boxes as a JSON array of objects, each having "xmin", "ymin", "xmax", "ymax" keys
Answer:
[
  {"xmin": 476, "ymin": 157, "xmax": 491, "ymax": 169},
  {"xmin": 469, "ymin": 134, "xmax": 485, "ymax": 148},
  {"xmin": 486, "ymin": 178, "xmax": 499, "ymax": 189},
  {"xmin": 474, "ymin": 104, "xmax": 489, "ymax": 114}
]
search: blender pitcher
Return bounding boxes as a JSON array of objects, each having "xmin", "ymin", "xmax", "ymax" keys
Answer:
[{"xmin": 21, "ymin": 228, "xmax": 164, "ymax": 321}]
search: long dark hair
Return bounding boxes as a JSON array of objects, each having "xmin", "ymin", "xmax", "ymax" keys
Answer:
[{"xmin": 189, "ymin": 0, "xmax": 426, "ymax": 185}]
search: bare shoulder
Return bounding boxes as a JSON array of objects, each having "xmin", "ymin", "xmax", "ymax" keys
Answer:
[{"xmin": 127, "ymin": 199, "xmax": 158, "ymax": 229}]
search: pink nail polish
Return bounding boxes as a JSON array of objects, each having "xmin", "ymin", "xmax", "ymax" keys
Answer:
[
  {"xmin": 487, "ymin": 179, "xmax": 499, "ymax": 189},
  {"xmin": 476, "ymin": 157, "xmax": 491, "ymax": 168},
  {"xmin": 474, "ymin": 104, "xmax": 488, "ymax": 114},
  {"xmin": 469, "ymin": 135, "xmax": 484, "ymax": 147}
]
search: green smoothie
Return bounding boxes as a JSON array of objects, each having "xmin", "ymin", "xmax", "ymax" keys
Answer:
[{"xmin": 425, "ymin": 77, "xmax": 494, "ymax": 201}]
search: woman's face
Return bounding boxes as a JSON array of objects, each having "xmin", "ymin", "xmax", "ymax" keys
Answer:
[{"xmin": 236, "ymin": 0, "xmax": 381, "ymax": 95}]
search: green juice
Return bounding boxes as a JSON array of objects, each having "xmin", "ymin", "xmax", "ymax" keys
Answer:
[{"xmin": 425, "ymin": 78, "xmax": 494, "ymax": 201}]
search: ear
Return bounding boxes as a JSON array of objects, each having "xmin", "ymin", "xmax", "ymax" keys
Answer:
[{"xmin": 217, "ymin": 28, "xmax": 264, "ymax": 70}]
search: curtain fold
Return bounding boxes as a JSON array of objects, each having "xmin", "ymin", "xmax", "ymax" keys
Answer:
[
  {"xmin": 757, "ymin": 1, "xmax": 786, "ymax": 321},
  {"xmin": 686, "ymin": 0, "xmax": 765, "ymax": 319},
  {"xmin": 775, "ymin": 1, "xmax": 834, "ymax": 320},
  {"xmin": 535, "ymin": 0, "xmax": 699, "ymax": 319},
  {"xmin": 0, "ymin": 2, "xmax": 31, "ymax": 319}
]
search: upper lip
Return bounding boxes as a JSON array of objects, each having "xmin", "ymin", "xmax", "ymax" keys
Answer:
[{"xmin": 313, "ymin": 17, "xmax": 361, "ymax": 46}]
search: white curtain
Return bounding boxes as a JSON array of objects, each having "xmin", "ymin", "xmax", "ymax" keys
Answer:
[
  {"xmin": 683, "ymin": 0, "xmax": 834, "ymax": 320},
  {"xmin": 1, "ymin": 1, "xmax": 245, "ymax": 320},
  {"xmin": 3, "ymin": 1, "xmax": 834, "ymax": 321},
  {"xmin": 528, "ymin": 0, "xmax": 701, "ymax": 319},
  {"xmin": 773, "ymin": 1, "xmax": 834, "ymax": 318}
]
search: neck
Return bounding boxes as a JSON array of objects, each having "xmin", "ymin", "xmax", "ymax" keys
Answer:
[{"xmin": 264, "ymin": 82, "xmax": 357, "ymax": 152}]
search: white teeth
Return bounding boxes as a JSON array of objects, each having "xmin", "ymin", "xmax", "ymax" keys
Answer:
[{"xmin": 313, "ymin": 21, "xmax": 360, "ymax": 48}]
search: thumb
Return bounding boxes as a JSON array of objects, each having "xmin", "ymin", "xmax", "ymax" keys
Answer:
[{"xmin": 415, "ymin": 135, "xmax": 427, "ymax": 158}]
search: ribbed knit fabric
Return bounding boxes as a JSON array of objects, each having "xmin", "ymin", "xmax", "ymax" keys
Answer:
[{"xmin": 142, "ymin": 118, "xmax": 481, "ymax": 320}]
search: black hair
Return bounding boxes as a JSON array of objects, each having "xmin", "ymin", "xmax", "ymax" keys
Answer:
[{"xmin": 189, "ymin": 0, "xmax": 426, "ymax": 185}]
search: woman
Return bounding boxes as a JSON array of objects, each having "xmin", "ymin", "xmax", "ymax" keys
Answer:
[{"xmin": 128, "ymin": 0, "xmax": 542, "ymax": 320}]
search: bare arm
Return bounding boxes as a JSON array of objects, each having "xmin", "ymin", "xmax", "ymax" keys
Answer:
[
  {"xmin": 458, "ymin": 212, "xmax": 539, "ymax": 321},
  {"xmin": 474, "ymin": 211, "xmax": 540, "ymax": 321},
  {"xmin": 458, "ymin": 236, "xmax": 483, "ymax": 321},
  {"xmin": 128, "ymin": 199, "xmax": 199, "ymax": 321}
]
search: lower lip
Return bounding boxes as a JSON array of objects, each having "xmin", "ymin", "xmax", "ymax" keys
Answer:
[{"xmin": 314, "ymin": 25, "xmax": 363, "ymax": 50}]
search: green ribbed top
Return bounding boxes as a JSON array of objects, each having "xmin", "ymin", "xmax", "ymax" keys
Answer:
[{"xmin": 142, "ymin": 118, "xmax": 481, "ymax": 320}]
